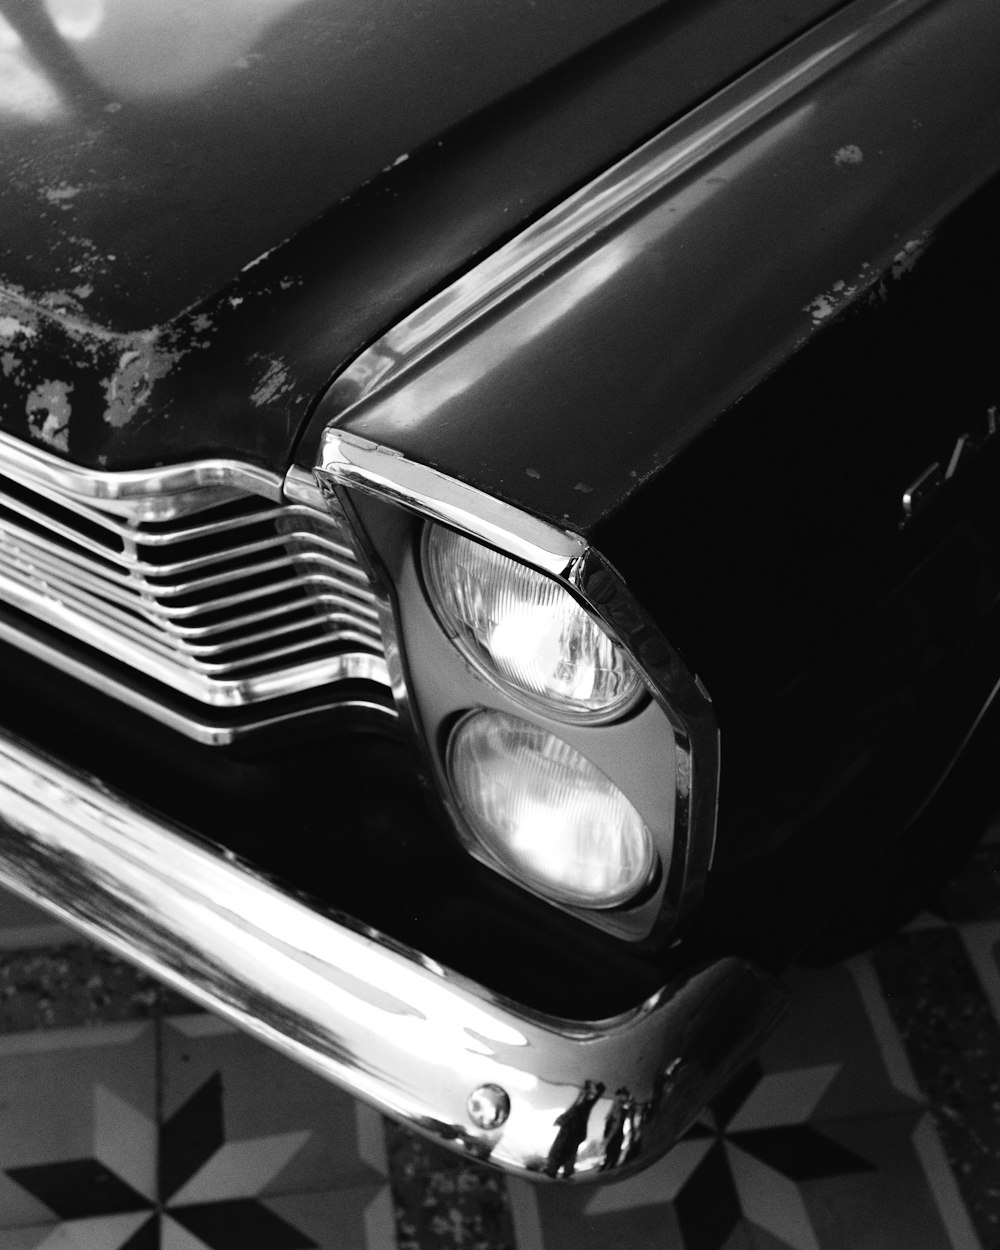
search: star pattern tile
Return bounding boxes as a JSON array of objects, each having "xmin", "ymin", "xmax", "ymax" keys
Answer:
[
  {"xmin": 5, "ymin": 1075, "xmax": 318, "ymax": 1249},
  {"xmin": 0, "ymin": 1011, "xmax": 396, "ymax": 1250},
  {"xmin": 589, "ymin": 1060, "xmax": 875, "ymax": 1250},
  {"xmin": 510, "ymin": 947, "xmax": 983, "ymax": 1250}
]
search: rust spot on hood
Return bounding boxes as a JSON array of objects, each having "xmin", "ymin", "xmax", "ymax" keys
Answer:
[
  {"xmin": 103, "ymin": 336, "xmax": 180, "ymax": 429},
  {"xmin": 26, "ymin": 380, "xmax": 72, "ymax": 451},
  {"xmin": 0, "ymin": 282, "xmax": 185, "ymax": 447}
]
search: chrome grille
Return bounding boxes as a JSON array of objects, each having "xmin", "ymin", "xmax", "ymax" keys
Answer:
[{"xmin": 0, "ymin": 437, "xmax": 386, "ymax": 713}]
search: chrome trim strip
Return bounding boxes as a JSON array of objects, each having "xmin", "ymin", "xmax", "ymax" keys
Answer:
[
  {"xmin": 318, "ymin": 431, "xmax": 587, "ymax": 579},
  {"xmin": 319, "ymin": 0, "xmax": 934, "ymax": 419},
  {"xmin": 0, "ymin": 430, "xmax": 281, "ymax": 520},
  {"xmin": 0, "ymin": 615, "xmax": 390, "ymax": 745},
  {"xmin": 0, "ymin": 438, "xmax": 390, "ymax": 729},
  {"xmin": 0, "ymin": 727, "xmax": 786, "ymax": 1179}
]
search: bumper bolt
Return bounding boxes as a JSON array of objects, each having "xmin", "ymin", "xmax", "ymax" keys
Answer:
[{"xmin": 467, "ymin": 1083, "xmax": 511, "ymax": 1130}]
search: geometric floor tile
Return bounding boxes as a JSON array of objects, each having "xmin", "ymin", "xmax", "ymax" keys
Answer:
[
  {"xmin": 0, "ymin": 998, "xmax": 397, "ymax": 1250},
  {"xmin": 508, "ymin": 954, "xmax": 976, "ymax": 1250},
  {"xmin": 0, "ymin": 1022, "xmax": 157, "ymax": 1230},
  {"xmin": 267, "ymin": 1188, "xmax": 397, "ymax": 1250},
  {"xmin": 160, "ymin": 1016, "xmax": 387, "ymax": 1196}
]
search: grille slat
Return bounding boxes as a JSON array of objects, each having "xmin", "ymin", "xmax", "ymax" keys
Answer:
[
  {"xmin": 0, "ymin": 456, "xmax": 387, "ymax": 712},
  {"xmin": 0, "ymin": 556, "xmax": 383, "ymax": 662}
]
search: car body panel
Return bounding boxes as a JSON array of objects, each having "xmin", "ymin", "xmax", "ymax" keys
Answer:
[
  {"xmin": 1, "ymin": 0, "xmax": 999, "ymax": 1185},
  {"xmin": 1, "ymin": 0, "xmax": 845, "ymax": 471},
  {"xmin": 307, "ymin": 0, "xmax": 1000, "ymax": 533}
]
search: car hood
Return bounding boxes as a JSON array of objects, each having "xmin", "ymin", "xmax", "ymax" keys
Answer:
[
  {"xmin": 0, "ymin": 0, "xmax": 672, "ymax": 331},
  {"xmin": 0, "ymin": 0, "xmax": 847, "ymax": 474}
]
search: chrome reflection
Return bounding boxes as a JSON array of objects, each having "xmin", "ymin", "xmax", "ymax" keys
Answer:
[
  {"xmin": 0, "ymin": 725, "xmax": 786, "ymax": 1180},
  {"xmin": 0, "ymin": 434, "xmax": 390, "ymax": 739}
]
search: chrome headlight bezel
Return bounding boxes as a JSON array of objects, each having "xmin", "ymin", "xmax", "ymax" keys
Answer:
[{"xmin": 308, "ymin": 428, "xmax": 719, "ymax": 946}]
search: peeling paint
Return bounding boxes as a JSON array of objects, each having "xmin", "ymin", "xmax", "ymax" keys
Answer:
[
  {"xmin": 250, "ymin": 358, "xmax": 293, "ymax": 407},
  {"xmin": 103, "ymin": 337, "xmax": 179, "ymax": 428},
  {"xmin": 804, "ymin": 291, "xmax": 839, "ymax": 323},
  {"xmin": 803, "ymin": 233, "xmax": 929, "ymax": 327},
  {"xmin": 241, "ymin": 242, "xmax": 281, "ymax": 273},
  {"xmin": 1, "ymin": 353, "xmax": 19, "ymax": 377},
  {"xmin": 0, "ymin": 316, "xmax": 36, "ymax": 342},
  {"xmin": 833, "ymin": 144, "xmax": 864, "ymax": 165},
  {"xmin": 891, "ymin": 234, "xmax": 930, "ymax": 280},
  {"xmin": 26, "ymin": 381, "xmax": 72, "ymax": 452},
  {"xmin": 803, "ymin": 267, "xmax": 870, "ymax": 323}
]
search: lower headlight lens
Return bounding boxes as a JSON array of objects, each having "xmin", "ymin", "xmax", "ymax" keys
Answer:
[
  {"xmin": 423, "ymin": 523, "xmax": 642, "ymax": 721},
  {"xmin": 448, "ymin": 711, "xmax": 655, "ymax": 908}
]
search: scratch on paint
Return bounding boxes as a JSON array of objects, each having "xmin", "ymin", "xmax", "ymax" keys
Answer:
[
  {"xmin": 241, "ymin": 241, "xmax": 282, "ymax": 273},
  {"xmin": 250, "ymin": 358, "xmax": 293, "ymax": 407},
  {"xmin": 890, "ymin": 235, "xmax": 930, "ymax": 280},
  {"xmin": 26, "ymin": 381, "xmax": 72, "ymax": 452}
]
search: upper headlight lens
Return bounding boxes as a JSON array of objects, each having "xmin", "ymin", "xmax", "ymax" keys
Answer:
[{"xmin": 423, "ymin": 524, "xmax": 642, "ymax": 720}]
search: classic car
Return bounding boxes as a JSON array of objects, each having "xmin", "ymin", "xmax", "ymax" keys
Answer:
[{"xmin": 0, "ymin": 0, "xmax": 998, "ymax": 1183}]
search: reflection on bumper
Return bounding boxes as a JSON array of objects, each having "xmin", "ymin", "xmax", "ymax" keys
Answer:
[{"xmin": 0, "ymin": 731, "xmax": 787, "ymax": 1181}]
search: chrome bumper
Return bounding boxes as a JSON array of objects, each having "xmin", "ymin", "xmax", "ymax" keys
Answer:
[{"xmin": 0, "ymin": 730, "xmax": 786, "ymax": 1181}]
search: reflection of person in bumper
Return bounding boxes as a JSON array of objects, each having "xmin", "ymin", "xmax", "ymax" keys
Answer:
[
  {"xmin": 601, "ymin": 1087, "xmax": 635, "ymax": 1171},
  {"xmin": 543, "ymin": 1080, "xmax": 606, "ymax": 1178}
]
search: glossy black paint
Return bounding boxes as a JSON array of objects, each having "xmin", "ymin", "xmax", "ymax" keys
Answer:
[
  {"xmin": 0, "ymin": 0, "xmax": 845, "ymax": 470},
  {"xmin": 601, "ymin": 172, "xmax": 1000, "ymax": 961},
  {"xmin": 326, "ymin": 0, "xmax": 1000, "ymax": 532},
  {"xmin": 2, "ymin": 0, "xmax": 672, "ymax": 328}
]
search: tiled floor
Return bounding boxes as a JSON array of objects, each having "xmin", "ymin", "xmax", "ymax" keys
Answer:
[
  {"xmin": 0, "ymin": 894, "xmax": 394, "ymax": 1250},
  {"xmin": 1, "ymin": 819, "xmax": 999, "ymax": 1250}
]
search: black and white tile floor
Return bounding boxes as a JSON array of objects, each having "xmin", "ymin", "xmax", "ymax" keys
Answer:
[{"xmin": 1, "ymin": 819, "xmax": 999, "ymax": 1249}]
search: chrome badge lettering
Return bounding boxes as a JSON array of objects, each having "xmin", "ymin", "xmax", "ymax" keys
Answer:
[{"xmin": 901, "ymin": 405, "xmax": 999, "ymax": 525}]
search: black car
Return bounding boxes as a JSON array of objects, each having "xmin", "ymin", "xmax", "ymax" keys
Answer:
[{"xmin": 0, "ymin": 0, "xmax": 998, "ymax": 1181}]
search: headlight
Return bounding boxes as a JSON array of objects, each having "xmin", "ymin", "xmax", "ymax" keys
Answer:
[
  {"xmin": 422, "ymin": 523, "xmax": 642, "ymax": 721},
  {"xmin": 448, "ymin": 710, "xmax": 655, "ymax": 908}
]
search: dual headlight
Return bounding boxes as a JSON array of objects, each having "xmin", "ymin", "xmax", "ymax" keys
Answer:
[{"xmin": 422, "ymin": 524, "xmax": 656, "ymax": 910}]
